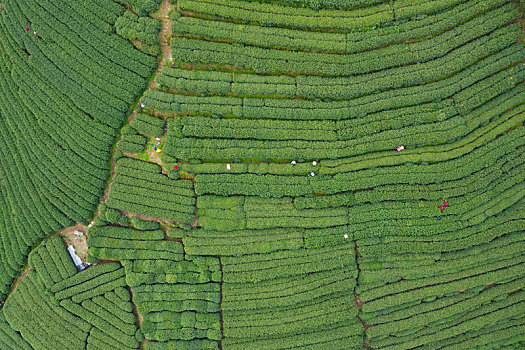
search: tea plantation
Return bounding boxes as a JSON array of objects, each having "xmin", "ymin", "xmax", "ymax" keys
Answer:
[{"xmin": 0, "ymin": 0, "xmax": 524, "ymax": 349}]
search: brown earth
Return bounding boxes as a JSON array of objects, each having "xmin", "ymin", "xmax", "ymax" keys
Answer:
[
  {"xmin": 59, "ymin": 224, "xmax": 89, "ymax": 263},
  {"xmin": 91, "ymin": 0, "xmax": 175, "ymax": 225},
  {"xmin": 4, "ymin": 0, "xmax": 176, "ymax": 312},
  {"xmin": 9, "ymin": 265, "xmax": 31, "ymax": 297},
  {"xmin": 5, "ymin": 222, "xmax": 88, "ymax": 300},
  {"xmin": 149, "ymin": 0, "xmax": 173, "ymax": 91}
]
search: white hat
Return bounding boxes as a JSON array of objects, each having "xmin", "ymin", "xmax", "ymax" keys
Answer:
[
  {"xmin": 226, "ymin": 163, "xmax": 231, "ymax": 170},
  {"xmin": 310, "ymin": 171, "xmax": 315, "ymax": 176},
  {"xmin": 141, "ymin": 103, "xmax": 145, "ymax": 108},
  {"xmin": 344, "ymin": 234, "xmax": 348, "ymax": 239},
  {"xmin": 291, "ymin": 160, "xmax": 296, "ymax": 165},
  {"xmin": 312, "ymin": 161, "xmax": 317, "ymax": 166}
]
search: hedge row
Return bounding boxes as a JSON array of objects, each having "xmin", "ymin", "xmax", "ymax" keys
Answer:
[
  {"xmin": 178, "ymin": 0, "xmax": 394, "ymax": 30},
  {"xmin": 88, "ymin": 236, "xmax": 184, "ymax": 261},
  {"xmin": 118, "ymin": 0, "xmax": 162, "ymax": 17},
  {"xmin": 3, "ymin": 270, "xmax": 91, "ymax": 350},
  {"xmin": 52, "ymin": 262, "xmax": 122, "ymax": 293},
  {"xmin": 146, "ymin": 50, "xmax": 524, "ymax": 122},
  {"xmin": 130, "ymin": 113, "xmax": 165, "ymax": 137},
  {"xmin": 173, "ymin": 0, "xmax": 506, "ymax": 53},
  {"xmin": 88, "ymin": 225, "xmax": 165, "ymax": 240},
  {"xmin": 183, "ymin": 227, "xmax": 304, "ymax": 256},
  {"xmin": 167, "ymin": 5, "xmax": 516, "ymax": 97},
  {"xmin": 0, "ymin": 312, "xmax": 32, "ymax": 350},
  {"xmin": 119, "ymin": 134, "xmax": 147, "ymax": 153},
  {"xmin": 116, "ymin": 10, "xmax": 161, "ymax": 46},
  {"xmin": 0, "ymin": 0, "xmax": 155, "ymax": 299},
  {"xmin": 221, "ymin": 243, "xmax": 354, "ymax": 283},
  {"xmin": 106, "ymin": 157, "xmax": 196, "ymax": 223},
  {"xmin": 170, "ymin": 21, "xmax": 519, "ymax": 76},
  {"xmin": 54, "ymin": 268, "xmax": 126, "ymax": 301},
  {"xmin": 145, "ymin": 339, "xmax": 219, "ymax": 350},
  {"xmin": 28, "ymin": 235, "xmax": 77, "ymax": 289}
]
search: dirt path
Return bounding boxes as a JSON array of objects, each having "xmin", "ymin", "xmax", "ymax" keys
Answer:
[
  {"xmin": 91, "ymin": 0, "xmax": 174, "ymax": 225},
  {"xmin": 58, "ymin": 223, "xmax": 88, "ymax": 236},
  {"xmin": 4, "ymin": 0, "xmax": 175, "ymax": 308},
  {"xmin": 8, "ymin": 265, "xmax": 31, "ymax": 298},
  {"xmin": 120, "ymin": 209, "xmax": 177, "ymax": 225},
  {"xmin": 149, "ymin": 0, "xmax": 173, "ymax": 91},
  {"xmin": 6, "ymin": 222, "xmax": 90, "ymax": 300},
  {"xmin": 59, "ymin": 224, "xmax": 89, "ymax": 262}
]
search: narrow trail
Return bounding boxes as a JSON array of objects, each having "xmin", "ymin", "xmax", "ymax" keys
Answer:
[
  {"xmin": 91, "ymin": 0, "xmax": 174, "ymax": 226},
  {"xmin": 4, "ymin": 223, "xmax": 88, "ymax": 301},
  {"xmin": 353, "ymin": 241, "xmax": 370, "ymax": 349},
  {"xmin": 58, "ymin": 223, "xmax": 88, "ymax": 236},
  {"xmin": 8, "ymin": 265, "xmax": 31, "ymax": 298},
  {"xmin": 84, "ymin": 11, "xmax": 177, "ymax": 345},
  {"xmin": 149, "ymin": 0, "xmax": 173, "ymax": 91},
  {"xmin": 119, "ymin": 209, "xmax": 177, "ymax": 225}
]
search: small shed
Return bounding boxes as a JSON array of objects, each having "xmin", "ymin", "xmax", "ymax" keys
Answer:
[{"xmin": 67, "ymin": 246, "xmax": 86, "ymax": 270}]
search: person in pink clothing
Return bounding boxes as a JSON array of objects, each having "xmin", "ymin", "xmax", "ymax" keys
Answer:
[
  {"xmin": 438, "ymin": 205, "xmax": 444, "ymax": 212},
  {"xmin": 25, "ymin": 25, "xmax": 29, "ymax": 32},
  {"xmin": 397, "ymin": 145, "xmax": 405, "ymax": 152},
  {"xmin": 444, "ymin": 200, "xmax": 448, "ymax": 207}
]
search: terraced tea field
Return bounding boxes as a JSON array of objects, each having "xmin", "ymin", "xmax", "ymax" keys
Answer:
[{"xmin": 0, "ymin": 0, "xmax": 524, "ymax": 349}]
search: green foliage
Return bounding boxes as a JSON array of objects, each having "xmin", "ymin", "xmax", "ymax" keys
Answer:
[
  {"xmin": 178, "ymin": 0, "xmax": 395, "ymax": 30},
  {"xmin": 2, "ymin": 0, "xmax": 524, "ymax": 348},
  {"xmin": 131, "ymin": 216, "xmax": 161, "ymax": 231},
  {"xmin": 174, "ymin": 0, "xmax": 509, "ymax": 52},
  {"xmin": 0, "ymin": 311, "xmax": 32, "ymax": 350},
  {"xmin": 171, "ymin": 20, "xmax": 520, "ymax": 75},
  {"xmin": 145, "ymin": 339, "xmax": 219, "ymax": 349},
  {"xmin": 89, "ymin": 225, "xmax": 164, "ymax": 240},
  {"xmin": 51, "ymin": 263, "xmax": 122, "ymax": 293},
  {"xmin": 106, "ymin": 157, "xmax": 196, "ymax": 223},
  {"xmin": 120, "ymin": 0, "xmax": 162, "ymax": 17},
  {"xmin": 116, "ymin": 11, "xmax": 161, "ymax": 46},
  {"xmin": 28, "ymin": 235, "xmax": 77, "ymax": 289},
  {"xmin": 130, "ymin": 113, "xmax": 165, "ymax": 137},
  {"xmin": 3, "ymin": 271, "xmax": 90, "ymax": 350},
  {"xmin": 0, "ymin": 0, "xmax": 155, "ymax": 299},
  {"xmin": 105, "ymin": 208, "xmax": 130, "ymax": 226}
]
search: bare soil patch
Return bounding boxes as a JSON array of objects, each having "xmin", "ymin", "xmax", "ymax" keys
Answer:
[
  {"xmin": 54, "ymin": 223, "xmax": 89, "ymax": 263},
  {"xmin": 9, "ymin": 265, "xmax": 31, "ymax": 297},
  {"xmin": 92, "ymin": 0, "xmax": 175, "ymax": 225}
]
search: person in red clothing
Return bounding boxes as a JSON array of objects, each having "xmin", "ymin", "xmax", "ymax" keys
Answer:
[{"xmin": 25, "ymin": 25, "xmax": 30, "ymax": 31}]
